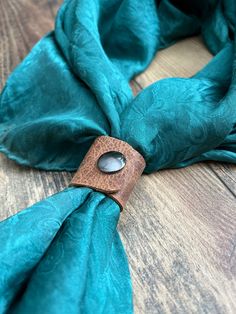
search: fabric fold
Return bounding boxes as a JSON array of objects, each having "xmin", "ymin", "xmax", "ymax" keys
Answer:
[
  {"xmin": 0, "ymin": 0, "xmax": 236, "ymax": 313},
  {"xmin": 0, "ymin": 188, "xmax": 132, "ymax": 314}
]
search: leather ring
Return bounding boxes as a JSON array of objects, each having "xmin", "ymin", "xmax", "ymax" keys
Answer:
[{"xmin": 70, "ymin": 136, "xmax": 146, "ymax": 210}]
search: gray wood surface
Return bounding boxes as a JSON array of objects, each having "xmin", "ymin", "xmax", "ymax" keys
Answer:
[{"xmin": 0, "ymin": 1, "xmax": 236, "ymax": 313}]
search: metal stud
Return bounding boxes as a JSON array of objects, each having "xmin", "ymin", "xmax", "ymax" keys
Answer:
[{"xmin": 97, "ymin": 151, "xmax": 126, "ymax": 173}]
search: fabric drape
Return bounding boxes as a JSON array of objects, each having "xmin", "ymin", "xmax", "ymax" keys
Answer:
[{"xmin": 0, "ymin": 0, "xmax": 236, "ymax": 313}]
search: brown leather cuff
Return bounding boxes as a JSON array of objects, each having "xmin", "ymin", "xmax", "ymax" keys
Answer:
[{"xmin": 70, "ymin": 136, "xmax": 146, "ymax": 210}]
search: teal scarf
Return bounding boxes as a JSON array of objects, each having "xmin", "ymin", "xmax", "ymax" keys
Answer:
[{"xmin": 0, "ymin": 0, "xmax": 236, "ymax": 313}]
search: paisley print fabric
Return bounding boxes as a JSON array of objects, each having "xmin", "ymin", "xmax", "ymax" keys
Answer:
[{"xmin": 0, "ymin": 0, "xmax": 236, "ymax": 313}]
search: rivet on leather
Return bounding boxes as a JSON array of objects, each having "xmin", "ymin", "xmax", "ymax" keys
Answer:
[{"xmin": 70, "ymin": 136, "xmax": 146, "ymax": 210}]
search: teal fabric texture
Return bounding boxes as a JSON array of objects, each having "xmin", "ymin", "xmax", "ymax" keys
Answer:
[{"xmin": 0, "ymin": 0, "xmax": 236, "ymax": 313}]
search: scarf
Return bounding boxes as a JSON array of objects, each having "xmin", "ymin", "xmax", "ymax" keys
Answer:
[{"xmin": 0, "ymin": 0, "xmax": 236, "ymax": 312}]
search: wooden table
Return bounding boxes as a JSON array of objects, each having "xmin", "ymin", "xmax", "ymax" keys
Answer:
[{"xmin": 1, "ymin": 1, "xmax": 236, "ymax": 313}]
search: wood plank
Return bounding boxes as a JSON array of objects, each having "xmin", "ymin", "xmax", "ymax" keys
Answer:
[
  {"xmin": 132, "ymin": 36, "xmax": 236, "ymax": 312},
  {"xmin": 46, "ymin": 0, "xmax": 61, "ymax": 18},
  {"xmin": 0, "ymin": 2, "xmax": 236, "ymax": 313},
  {"xmin": 0, "ymin": 153, "xmax": 72, "ymax": 220},
  {"xmin": 0, "ymin": 0, "xmax": 62, "ymax": 89},
  {"xmin": 136, "ymin": 36, "xmax": 213, "ymax": 87},
  {"xmin": 120, "ymin": 164, "xmax": 236, "ymax": 313},
  {"xmin": 209, "ymin": 163, "xmax": 236, "ymax": 196}
]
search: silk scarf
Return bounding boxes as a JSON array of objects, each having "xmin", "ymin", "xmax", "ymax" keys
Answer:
[{"xmin": 0, "ymin": 0, "xmax": 236, "ymax": 313}]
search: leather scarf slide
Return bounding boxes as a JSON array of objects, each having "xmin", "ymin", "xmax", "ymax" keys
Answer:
[{"xmin": 0, "ymin": 0, "xmax": 236, "ymax": 313}]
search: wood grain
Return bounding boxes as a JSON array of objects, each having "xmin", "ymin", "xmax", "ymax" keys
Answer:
[
  {"xmin": 0, "ymin": 0, "xmax": 60, "ymax": 89},
  {"xmin": 0, "ymin": 2, "xmax": 236, "ymax": 313}
]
